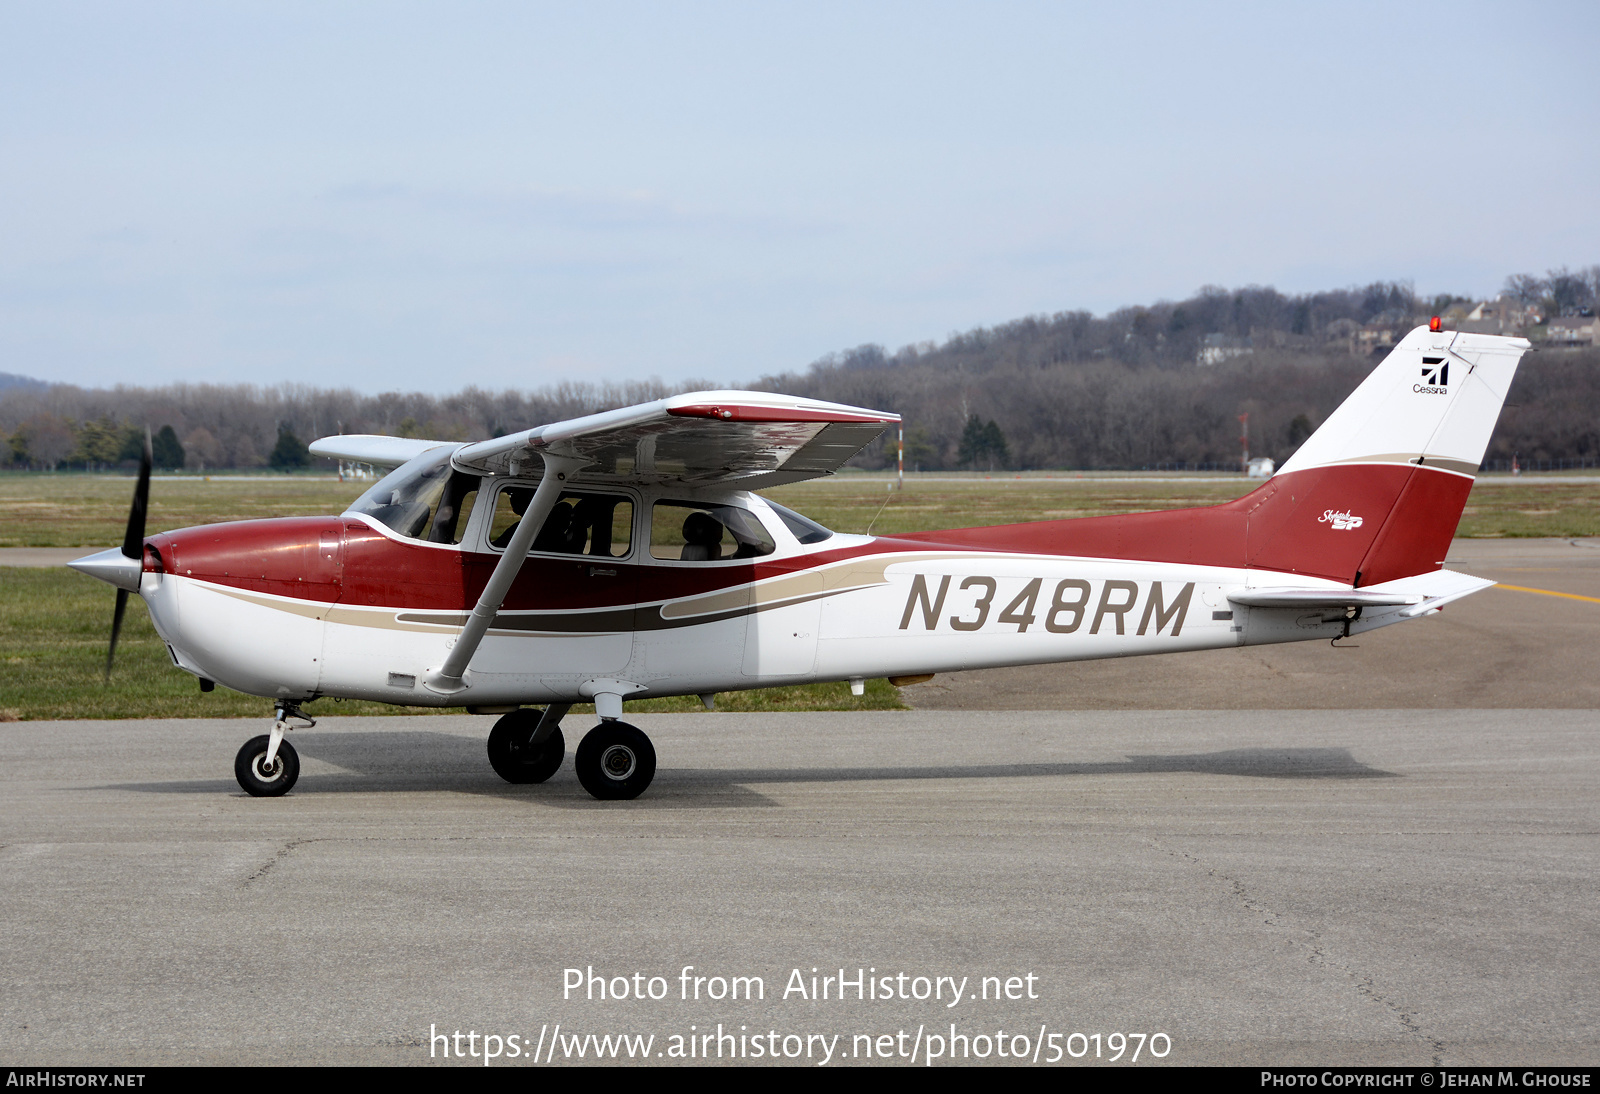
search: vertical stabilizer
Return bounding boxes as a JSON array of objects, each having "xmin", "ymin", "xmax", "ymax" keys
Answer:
[
  {"xmin": 895, "ymin": 325, "xmax": 1529, "ymax": 583},
  {"xmin": 1247, "ymin": 325, "xmax": 1529, "ymax": 584},
  {"xmin": 1276, "ymin": 326, "xmax": 1528, "ymax": 479}
]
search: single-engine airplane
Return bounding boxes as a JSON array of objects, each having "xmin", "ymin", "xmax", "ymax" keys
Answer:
[{"xmin": 71, "ymin": 322, "xmax": 1529, "ymax": 800}]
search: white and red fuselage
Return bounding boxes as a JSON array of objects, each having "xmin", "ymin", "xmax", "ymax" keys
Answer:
[{"xmin": 136, "ymin": 467, "xmax": 1447, "ymax": 707}]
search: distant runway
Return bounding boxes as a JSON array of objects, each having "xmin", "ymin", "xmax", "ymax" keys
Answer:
[
  {"xmin": 0, "ymin": 547, "xmax": 90, "ymax": 566},
  {"xmin": 2, "ymin": 709, "xmax": 1595, "ymax": 1066}
]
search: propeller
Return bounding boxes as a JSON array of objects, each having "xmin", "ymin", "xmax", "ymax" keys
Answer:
[{"xmin": 105, "ymin": 428, "xmax": 153, "ymax": 681}]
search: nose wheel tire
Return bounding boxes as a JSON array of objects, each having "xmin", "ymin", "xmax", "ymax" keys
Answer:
[
  {"xmin": 235, "ymin": 735, "xmax": 300, "ymax": 797},
  {"xmin": 575, "ymin": 722, "xmax": 656, "ymax": 800},
  {"xmin": 487, "ymin": 709, "xmax": 566, "ymax": 784}
]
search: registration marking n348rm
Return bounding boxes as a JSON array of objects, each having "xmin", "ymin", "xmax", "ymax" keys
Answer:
[{"xmin": 897, "ymin": 574, "xmax": 1196, "ymax": 636}]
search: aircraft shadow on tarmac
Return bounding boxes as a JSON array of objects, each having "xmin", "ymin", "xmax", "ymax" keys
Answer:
[{"xmin": 92, "ymin": 731, "xmax": 1398, "ymax": 810}]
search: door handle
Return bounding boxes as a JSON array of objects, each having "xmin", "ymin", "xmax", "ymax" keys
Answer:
[{"xmin": 587, "ymin": 566, "xmax": 617, "ymax": 577}]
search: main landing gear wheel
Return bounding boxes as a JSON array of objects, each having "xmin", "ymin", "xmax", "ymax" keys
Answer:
[
  {"xmin": 235, "ymin": 735, "xmax": 300, "ymax": 797},
  {"xmin": 487, "ymin": 709, "xmax": 566, "ymax": 784},
  {"xmin": 575, "ymin": 722, "xmax": 656, "ymax": 801}
]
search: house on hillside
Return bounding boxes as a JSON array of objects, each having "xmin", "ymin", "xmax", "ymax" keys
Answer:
[
  {"xmin": 1355, "ymin": 323, "xmax": 1398, "ymax": 357},
  {"xmin": 1196, "ymin": 333, "xmax": 1251, "ymax": 366},
  {"xmin": 1323, "ymin": 317, "xmax": 1359, "ymax": 348},
  {"xmin": 1544, "ymin": 315, "xmax": 1597, "ymax": 346},
  {"xmin": 1460, "ymin": 297, "xmax": 1543, "ymax": 335}
]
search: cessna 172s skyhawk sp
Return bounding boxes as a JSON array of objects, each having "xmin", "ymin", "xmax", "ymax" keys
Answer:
[{"xmin": 71, "ymin": 323, "xmax": 1528, "ymax": 801}]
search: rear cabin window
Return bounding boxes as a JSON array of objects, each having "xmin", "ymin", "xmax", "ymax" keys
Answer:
[
  {"xmin": 349, "ymin": 449, "xmax": 481, "ymax": 544},
  {"xmin": 650, "ymin": 500, "xmax": 776, "ymax": 561},
  {"xmin": 489, "ymin": 488, "xmax": 633, "ymax": 558}
]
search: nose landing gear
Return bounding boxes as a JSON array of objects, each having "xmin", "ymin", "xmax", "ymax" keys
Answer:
[
  {"xmin": 235, "ymin": 703, "xmax": 314, "ymax": 797},
  {"xmin": 235, "ymin": 735, "xmax": 300, "ymax": 796}
]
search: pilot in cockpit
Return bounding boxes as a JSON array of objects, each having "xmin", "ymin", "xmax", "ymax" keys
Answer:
[
  {"xmin": 494, "ymin": 493, "xmax": 603, "ymax": 554},
  {"xmin": 531, "ymin": 501, "xmax": 578, "ymax": 552},
  {"xmin": 490, "ymin": 488, "xmax": 534, "ymax": 549}
]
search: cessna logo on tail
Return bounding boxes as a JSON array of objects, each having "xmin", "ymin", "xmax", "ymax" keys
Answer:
[
  {"xmin": 1415, "ymin": 356, "xmax": 1449, "ymax": 394},
  {"xmin": 1319, "ymin": 509, "xmax": 1363, "ymax": 531}
]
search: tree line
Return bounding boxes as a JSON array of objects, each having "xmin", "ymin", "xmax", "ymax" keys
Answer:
[
  {"xmin": 750, "ymin": 270, "xmax": 1600, "ymax": 470},
  {"xmin": 761, "ymin": 342, "xmax": 1600, "ymax": 471},
  {"xmin": 1, "ymin": 379, "xmax": 690, "ymax": 472},
  {"xmin": 3, "ymin": 272, "xmax": 1596, "ymax": 473}
]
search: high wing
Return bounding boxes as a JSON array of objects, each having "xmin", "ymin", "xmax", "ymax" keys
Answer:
[
  {"xmin": 449, "ymin": 389, "xmax": 899, "ymax": 487},
  {"xmin": 307, "ymin": 435, "xmax": 455, "ymax": 468}
]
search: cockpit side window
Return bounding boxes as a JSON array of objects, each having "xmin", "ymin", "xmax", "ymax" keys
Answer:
[
  {"xmin": 489, "ymin": 488, "xmax": 634, "ymax": 558},
  {"xmin": 348, "ymin": 449, "xmax": 482, "ymax": 544},
  {"xmin": 650, "ymin": 500, "xmax": 776, "ymax": 561}
]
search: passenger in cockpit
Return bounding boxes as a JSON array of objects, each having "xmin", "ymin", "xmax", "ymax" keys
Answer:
[{"xmin": 679, "ymin": 512, "xmax": 724, "ymax": 561}]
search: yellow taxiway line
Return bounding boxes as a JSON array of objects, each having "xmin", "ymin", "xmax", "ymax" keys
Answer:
[{"xmin": 1495, "ymin": 583, "xmax": 1600, "ymax": 605}]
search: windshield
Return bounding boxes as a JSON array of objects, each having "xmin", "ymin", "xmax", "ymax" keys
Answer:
[
  {"xmin": 762, "ymin": 498, "xmax": 833, "ymax": 544},
  {"xmin": 348, "ymin": 448, "xmax": 482, "ymax": 543}
]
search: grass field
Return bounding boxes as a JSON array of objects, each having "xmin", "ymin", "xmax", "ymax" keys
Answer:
[
  {"xmin": 0, "ymin": 473, "xmax": 370, "ymax": 549},
  {"xmin": 4, "ymin": 469, "xmax": 1597, "ymax": 720}
]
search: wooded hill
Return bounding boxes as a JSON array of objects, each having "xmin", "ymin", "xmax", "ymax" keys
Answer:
[{"xmin": 5, "ymin": 279, "xmax": 1597, "ymax": 472}]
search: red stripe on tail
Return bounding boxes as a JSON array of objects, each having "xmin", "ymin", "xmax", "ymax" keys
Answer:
[{"xmin": 898, "ymin": 463, "xmax": 1470, "ymax": 584}]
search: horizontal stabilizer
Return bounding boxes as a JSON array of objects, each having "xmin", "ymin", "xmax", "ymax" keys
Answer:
[
  {"xmin": 1359, "ymin": 567, "xmax": 1498, "ymax": 616},
  {"xmin": 1232, "ymin": 568, "xmax": 1496, "ymax": 617},
  {"xmin": 1228, "ymin": 588, "xmax": 1422, "ymax": 609},
  {"xmin": 307, "ymin": 435, "xmax": 455, "ymax": 468}
]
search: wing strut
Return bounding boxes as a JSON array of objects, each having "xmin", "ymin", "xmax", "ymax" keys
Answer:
[{"xmin": 423, "ymin": 453, "xmax": 587, "ymax": 694}]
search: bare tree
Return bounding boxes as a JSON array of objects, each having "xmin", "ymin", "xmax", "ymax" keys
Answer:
[
  {"xmin": 1503, "ymin": 273, "xmax": 1548, "ymax": 306},
  {"xmin": 1546, "ymin": 267, "xmax": 1595, "ymax": 316},
  {"xmin": 183, "ymin": 427, "xmax": 224, "ymax": 470}
]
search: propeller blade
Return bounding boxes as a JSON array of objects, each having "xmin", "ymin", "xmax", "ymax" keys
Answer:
[
  {"xmin": 105, "ymin": 588, "xmax": 129, "ymax": 682},
  {"xmin": 107, "ymin": 428, "xmax": 151, "ymax": 680},
  {"xmin": 121, "ymin": 427, "xmax": 152, "ymax": 560}
]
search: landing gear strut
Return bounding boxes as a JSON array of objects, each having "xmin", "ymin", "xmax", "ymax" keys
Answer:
[
  {"xmin": 235, "ymin": 702, "xmax": 314, "ymax": 797},
  {"xmin": 487, "ymin": 705, "xmax": 568, "ymax": 784},
  {"xmin": 575, "ymin": 722, "xmax": 656, "ymax": 800}
]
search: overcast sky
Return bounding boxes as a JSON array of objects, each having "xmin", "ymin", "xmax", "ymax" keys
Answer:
[{"xmin": 2, "ymin": 1, "xmax": 1596, "ymax": 393}]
